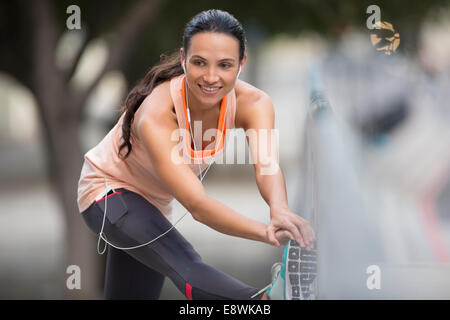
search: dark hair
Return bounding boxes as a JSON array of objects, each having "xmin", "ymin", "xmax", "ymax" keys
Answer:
[
  {"xmin": 118, "ymin": 9, "xmax": 247, "ymax": 159},
  {"xmin": 183, "ymin": 9, "xmax": 246, "ymax": 61}
]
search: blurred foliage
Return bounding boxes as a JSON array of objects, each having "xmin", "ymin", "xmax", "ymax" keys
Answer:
[
  {"xmin": 1, "ymin": 0, "xmax": 448, "ymax": 88},
  {"xmin": 49, "ymin": 0, "xmax": 449, "ymax": 83}
]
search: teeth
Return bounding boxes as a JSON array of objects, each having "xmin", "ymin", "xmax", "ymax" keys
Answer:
[{"xmin": 201, "ymin": 86, "xmax": 219, "ymax": 92}]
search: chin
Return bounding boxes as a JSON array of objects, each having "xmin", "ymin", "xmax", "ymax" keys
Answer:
[{"xmin": 196, "ymin": 86, "xmax": 228, "ymax": 106}]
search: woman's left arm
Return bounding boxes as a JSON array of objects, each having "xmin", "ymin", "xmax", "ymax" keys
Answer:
[{"xmin": 239, "ymin": 92, "xmax": 315, "ymax": 250}]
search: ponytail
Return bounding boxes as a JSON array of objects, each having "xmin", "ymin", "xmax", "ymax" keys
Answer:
[{"xmin": 118, "ymin": 51, "xmax": 183, "ymax": 159}]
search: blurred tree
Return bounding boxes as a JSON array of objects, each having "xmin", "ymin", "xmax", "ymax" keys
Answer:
[
  {"xmin": 0, "ymin": 0, "xmax": 446, "ymax": 299},
  {"xmin": 0, "ymin": 0, "xmax": 166, "ymax": 299}
]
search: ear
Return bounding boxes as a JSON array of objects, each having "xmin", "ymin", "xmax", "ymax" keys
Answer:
[
  {"xmin": 180, "ymin": 48, "xmax": 185, "ymax": 63},
  {"xmin": 180, "ymin": 48, "xmax": 186, "ymax": 73},
  {"xmin": 239, "ymin": 54, "xmax": 248, "ymax": 75}
]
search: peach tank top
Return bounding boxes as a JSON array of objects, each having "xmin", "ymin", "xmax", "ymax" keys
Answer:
[{"xmin": 77, "ymin": 74, "xmax": 237, "ymax": 219}]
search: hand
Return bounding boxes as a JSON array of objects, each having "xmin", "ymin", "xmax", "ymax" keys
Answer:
[
  {"xmin": 274, "ymin": 229, "xmax": 294, "ymax": 246},
  {"xmin": 266, "ymin": 207, "xmax": 316, "ymax": 250}
]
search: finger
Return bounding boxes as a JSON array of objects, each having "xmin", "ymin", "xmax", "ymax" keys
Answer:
[
  {"xmin": 293, "ymin": 217, "xmax": 315, "ymax": 246},
  {"xmin": 285, "ymin": 221, "xmax": 306, "ymax": 248},
  {"xmin": 300, "ymin": 225, "xmax": 314, "ymax": 248},
  {"xmin": 268, "ymin": 227, "xmax": 280, "ymax": 247},
  {"xmin": 276, "ymin": 230, "xmax": 294, "ymax": 245},
  {"xmin": 282, "ymin": 230, "xmax": 295, "ymax": 240},
  {"xmin": 272, "ymin": 217, "xmax": 306, "ymax": 247},
  {"xmin": 277, "ymin": 215, "xmax": 301, "ymax": 236},
  {"xmin": 304, "ymin": 224, "xmax": 316, "ymax": 246}
]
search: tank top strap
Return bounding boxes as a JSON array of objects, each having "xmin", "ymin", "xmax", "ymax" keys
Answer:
[
  {"xmin": 170, "ymin": 74, "xmax": 236, "ymax": 133},
  {"xmin": 169, "ymin": 74, "xmax": 237, "ymax": 165},
  {"xmin": 170, "ymin": 74, "xmax": 188, "ymax": 133}
]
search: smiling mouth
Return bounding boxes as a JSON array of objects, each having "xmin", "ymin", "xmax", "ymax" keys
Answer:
[{"xmin": 198, "ymin": 84, "xmax": 221, "ymax": 94}]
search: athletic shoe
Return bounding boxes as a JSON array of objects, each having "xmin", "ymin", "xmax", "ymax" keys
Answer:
[
  {"xmin": 250, "ymin": 262, "xmax": 281, "ymax": 299},
  {"xmin": 267, "ymin": 240, "xmax": 317, "ymax": 300},
  {"xmin": 284, "ymin": 239, "xmax": 317, "ymax": 300}
]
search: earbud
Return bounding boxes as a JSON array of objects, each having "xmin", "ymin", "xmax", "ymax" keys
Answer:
[{"xmin": 236, "ymin": 65, "xmax": 241, "ymax": 79}]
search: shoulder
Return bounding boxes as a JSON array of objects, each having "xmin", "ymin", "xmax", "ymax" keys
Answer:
[
  {"xmin": 234, "ymin": 80, "xmax": 274, "ymax": 129},
  {"xmin": 133, "ymin": 79, "xmax": 177, "ymax": 133}
]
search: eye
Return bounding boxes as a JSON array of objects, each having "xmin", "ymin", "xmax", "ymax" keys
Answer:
[
  {"xmin": 193, "ymin": 60, "xmax": 205, "ymax": 66},
  {"xmin": 220, "ymin": 63, "xmax": 232, "ymax": 69}
]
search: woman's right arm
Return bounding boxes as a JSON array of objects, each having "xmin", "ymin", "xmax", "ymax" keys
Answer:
[{"xmin": 135, "ymin": 83, "xmax": 280, "ymax": 246}]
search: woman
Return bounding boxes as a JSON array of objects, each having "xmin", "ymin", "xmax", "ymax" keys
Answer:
[{"xmin": 77, "ymin": 9, "xmax": 315, "ymax": 300}]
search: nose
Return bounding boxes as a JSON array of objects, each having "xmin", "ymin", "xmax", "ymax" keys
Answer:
[{"xmin": 203, "ymin": 67, "xmax": 220, "ymax": 84}]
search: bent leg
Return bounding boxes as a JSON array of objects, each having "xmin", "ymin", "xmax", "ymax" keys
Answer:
[
  {"xmin": 104, "ymin": 246, "xmax": 165, "ymax": 299},
  {"xmin": 83, "ymin": 188, "xmax": 263, "ymax": 300}
]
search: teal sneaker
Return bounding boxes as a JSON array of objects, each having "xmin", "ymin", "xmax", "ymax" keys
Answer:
[{"xmin": 267, "ymin": 240, "xmax": 317, "ymax": 300}]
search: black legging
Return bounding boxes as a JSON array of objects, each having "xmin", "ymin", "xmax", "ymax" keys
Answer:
[{"xmin": 81, "ymin": 188, "xmax": 263, "ymax": 300}]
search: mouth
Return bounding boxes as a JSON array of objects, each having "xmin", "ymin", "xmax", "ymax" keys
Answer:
[{"xmin": 198, "ymin": 84, "xmax": 222, "ymax": 95}]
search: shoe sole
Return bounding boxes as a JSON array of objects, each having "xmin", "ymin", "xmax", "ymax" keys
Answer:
[{"xmin": 285, "ymin": 239, "xmax": 317, "ymax": 300}]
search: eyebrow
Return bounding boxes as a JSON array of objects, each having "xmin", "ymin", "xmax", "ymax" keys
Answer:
[{"xmin": 190, "ymin": 55, "xmax": 236, "ymax": 63}]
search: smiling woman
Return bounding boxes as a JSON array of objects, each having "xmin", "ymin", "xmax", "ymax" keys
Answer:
[
  {"xmin": 180, "ymin": 32, "xmax": 245, "ymax": 110},
  {"xmin": 77, "ymin": 9, "xmax": 315, "ymax": 300}
]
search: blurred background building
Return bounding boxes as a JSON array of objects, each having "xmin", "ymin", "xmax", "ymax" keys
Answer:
[{"xmin": 0, "ymin": 0, "xmax": 449, "ymax": 299}]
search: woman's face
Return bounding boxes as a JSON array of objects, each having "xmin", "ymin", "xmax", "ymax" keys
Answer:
[{"xmin": 181, "ymin": 32, "xmax": 246, "ymax": 110}]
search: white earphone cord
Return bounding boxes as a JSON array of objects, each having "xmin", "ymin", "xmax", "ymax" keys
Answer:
[{"xmin": 97, "ymin": 74, "xmax": 229, "ymax": 254}]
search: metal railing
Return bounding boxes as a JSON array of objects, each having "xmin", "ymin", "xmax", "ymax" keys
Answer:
[
  {"xmin": 297, "ymin": 62, "xmax": 450, "ymax": 299},
  {"xmin": 299, "ymin": 64, "xmax": 387, "ymax": 299}
]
